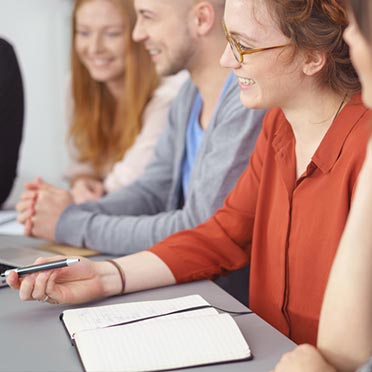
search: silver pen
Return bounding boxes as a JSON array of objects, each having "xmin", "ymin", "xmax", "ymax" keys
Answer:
[{"xmin": 0, "ymin": 258, "xmax": 80, "ymax": 278}]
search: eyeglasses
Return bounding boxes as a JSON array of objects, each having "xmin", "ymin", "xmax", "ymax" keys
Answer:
[{"xmin": 222, "ymin": 20, "xmax": 290, "ymax": 64}]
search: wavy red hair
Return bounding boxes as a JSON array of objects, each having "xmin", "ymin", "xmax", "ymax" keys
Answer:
[
  {"xmin": 69, "ymin": 0, "xmax": 159, "ymax": 176},
  {"xmin": 264, "ymin": 0, "xmax": 361, "ymax": 95}
]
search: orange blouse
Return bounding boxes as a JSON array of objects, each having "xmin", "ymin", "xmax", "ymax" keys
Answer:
[{"xmin": 150, "ymin": 94, "xmax": 371, "ymax": 345}]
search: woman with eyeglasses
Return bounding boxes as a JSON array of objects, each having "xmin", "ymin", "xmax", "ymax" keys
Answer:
[
  {"xmin": 271, "ymin": 0, "xmax": 372, "ymax": 371},
  {"xmin": 6, "ymin": 0, "xmax": 371, "ymax": 348}
]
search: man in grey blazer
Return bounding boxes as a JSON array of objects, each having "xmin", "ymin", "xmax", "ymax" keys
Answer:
[{"xmin": 17, "ymin": 0, "xmax": 265, "ymax": 304}]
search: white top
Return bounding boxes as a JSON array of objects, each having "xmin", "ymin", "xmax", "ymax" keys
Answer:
[{"xmin": 64, "ymin": 70, "xmax": 189, "ymax": 193}]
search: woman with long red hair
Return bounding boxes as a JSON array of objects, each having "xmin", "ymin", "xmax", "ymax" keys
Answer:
[{"xmin": 66, "ymin": 0, "xmax": 185, "ymax": 203}]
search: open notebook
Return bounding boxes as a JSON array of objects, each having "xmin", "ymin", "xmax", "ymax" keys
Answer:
[{"xmin": 60, "ymin": 295, "xmax": 252, "ymax": 372}]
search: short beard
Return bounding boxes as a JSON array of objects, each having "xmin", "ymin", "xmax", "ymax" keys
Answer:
[{"xmin": 156, "ymin": 29, "xmax": 195, "ymax": 77}]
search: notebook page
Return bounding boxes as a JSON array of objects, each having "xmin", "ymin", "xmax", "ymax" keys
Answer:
[
  {"xmin": 62, "ymin": 295, "xmax": 216, "ymax": 336},
  {"xmin": 74, "ymin": 313, "xmax": 251, "ymax": 372}
]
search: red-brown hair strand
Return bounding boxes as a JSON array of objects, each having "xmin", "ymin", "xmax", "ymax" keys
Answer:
[
  {"xmin": 70, "ymin": 0, "xmax": 159, "ymax": 176},
  {"xmin": 265, "ymin": 0, "xmax": 361, "ymax": 95}
]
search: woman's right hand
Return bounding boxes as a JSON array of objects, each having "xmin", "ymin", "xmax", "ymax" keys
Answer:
[
  {"xmin": 71, "ymin": 177, "xmax": 105, "ymax": 204},
  {"xmin": 6, "ymin": 256, "xmax": 122, "ymax": 305}
]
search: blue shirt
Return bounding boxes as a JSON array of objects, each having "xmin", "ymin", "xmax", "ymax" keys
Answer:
[{"xmin": 181, "ymin": 73, "xmax": 234, "ymax": 199}]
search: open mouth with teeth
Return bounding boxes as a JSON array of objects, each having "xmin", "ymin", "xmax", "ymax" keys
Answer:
[
  {"xmin": 149, "ymin": 49, "xmax": 160, "ymax": 56},
  {"xmin": 89, "ymin": 59, "xmax": 113, "ymax": 67},
  {"xmin": 239, "ymin": 77, "xmax": 256, "ymax": 86}
]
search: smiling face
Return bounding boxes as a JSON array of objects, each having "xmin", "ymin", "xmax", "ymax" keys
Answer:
[
  {"xmin": 132, "ymin": 0, "xmax": 195, "ymax": 76},
  {"xmin": 344, "ymin": 12, "xmax": 372, "ymax": 108},
  {"xmin": 220, "ymin": 0, "xmax": 309, "ymax": 110},
  {"xmin": 75, "ymin": 0, "xmax": 127, "ymax": 85}
]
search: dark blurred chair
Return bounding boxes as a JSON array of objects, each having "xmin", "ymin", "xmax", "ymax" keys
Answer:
[{"xmin": 0, "ymin": 38, "xmax": 24, "ymax": 206}]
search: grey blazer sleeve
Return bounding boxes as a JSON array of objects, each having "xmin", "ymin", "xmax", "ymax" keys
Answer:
[{"xmin": 55, "ymin": 80, "xmax": 265, "ymax": 255}]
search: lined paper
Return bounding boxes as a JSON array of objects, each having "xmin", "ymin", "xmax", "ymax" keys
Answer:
[
  {"xmin": 75, "ymin": 313, "xmax": 251, "ymax": 372},
  {"xmin": 63, "ymin": 295, "xmax": 216, "ymax": 336},
  {"xmin": 62, "ymin": 295, "xmax": 252, "ymax": 371}
]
